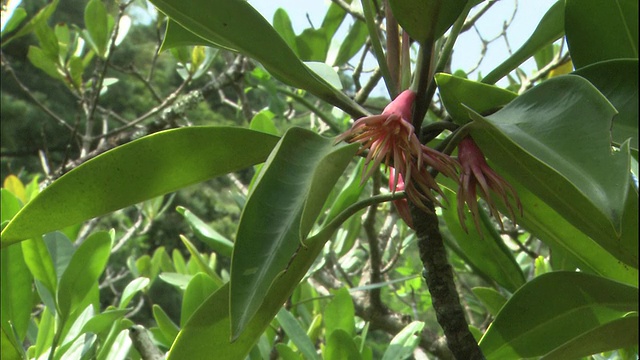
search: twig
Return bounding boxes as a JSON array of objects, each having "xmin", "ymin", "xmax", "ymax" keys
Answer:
[{"xmin": 331, "ymin": 0, "xmax": 366, "ymax": 22}]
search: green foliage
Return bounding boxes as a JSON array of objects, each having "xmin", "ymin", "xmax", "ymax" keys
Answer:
[{"xmin": 0, "ymin": 0, "xmax": 638, "ymax": 359}]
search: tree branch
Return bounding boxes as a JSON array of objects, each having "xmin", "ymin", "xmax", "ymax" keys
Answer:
[{"xmin": 410, "ymin": 202, "xmax": 485, "ymax": 360}]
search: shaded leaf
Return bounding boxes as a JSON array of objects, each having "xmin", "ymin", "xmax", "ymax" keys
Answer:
[
  {"xmin": 324, "ymin": 288, "xmax": 355, "ymax": 338},
  {"xmin": 273, "ymin": 8, "xmax": 298, "ymax": 54},
  {"xmin": 176, "ymin": 206, "xmax": 233, "ymax": 257},
  {"xmin": 230, "ymin": 128, "xmax": 357, "ymax": 338},
  {"xmin": 153, "ymin": 304, "xmax": 180, "ymax": 344},
  {"xmin": 84, "ymin": 0, "xmax": 109, "ymax": 57},
  {"xmin": 1, "ymin": 127, "xmax": 279, "ymax": 245},
  {"xmin": 389, "ymin": 0, "xmax": 468, "ymax": 44},
  {"xmin": 57, "ymin": 231, "xmax": 111, "ymax": 320},
  {"xmin": 1, "ymin": 243, "xmax": 33, "ymax": 344},
  {"xmin": 382, "ymin": 321, "xmax": 425, "ymax": 360},
  {"xmin": 324, "ymin": 329, "xmax": 362, "ymax": 360},
  {"xmin": 472, "ymin": 287, "xmax": 507, "ymax": 317},
  {"xmin": 479, "ymin": 272, "xmax": 638, "ymax": 359},
  {"xmin": 573, "ymin": 59, "xmax": 638, "ymax": 152},
  {"xmin": 181, "ymin": 273, "xmax": 218, "ymax": 327},
  {"xmin": 21, "ymin": 236, "xmax": 57, "ymax": 299},
  {"xmin": 276, "ymin": 308, "xmax": 320, "ymax": 360},
  {"xmin": 441, "ymin": 189, "xmax": 525, "ymax": 292},
  {"xmin": 565, "ymin": 0, "xmax": 638, "ymax": 69},
  {"xmin": 119, "ymin": 277, "xmax": 150, "ymax": 309},
  {"xmin": 541, "ymin": 315, "xmax": 639, "ymax": 360},
  {"xmin": 333, "ymin": 20, "xmax": 368, "ymax": 66}
]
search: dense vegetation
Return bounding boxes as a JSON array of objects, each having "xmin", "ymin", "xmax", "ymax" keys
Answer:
[{"xmin": 1, "ymin": 0, "xmax": 637, "ymax": 359}]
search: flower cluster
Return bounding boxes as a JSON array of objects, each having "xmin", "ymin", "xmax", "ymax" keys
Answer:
[
  {"xmin": 457, "ymin": 136, "xmax": 522, "ymax": 234},
  {"xmin": 337, "ymin": 91, "xmax": 521, "ymax": 233},
  {"xmin": 336, "ymin": 90, "xmax": 458, "ymax": 224}
]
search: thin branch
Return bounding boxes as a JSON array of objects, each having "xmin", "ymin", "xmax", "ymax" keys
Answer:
[
  {"xmin": 0, "ymin": 53, "xmax": 74, "ymax": 131},
  {"xmin": 331, "ymin": 0, "xmax": 366, "ymax": 22}
]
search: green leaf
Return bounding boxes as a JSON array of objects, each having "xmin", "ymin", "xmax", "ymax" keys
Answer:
[
  {"xmin": 321, "ymin": 1, "xmax": 349, "ymax": 42},
  {"xmin": 57, "ymin": 231, "xmax": 111, "ymax": 320},
  {"xmin": 27, "ymin": 46, "xmax": 63, "ymax": 81},
  {"xmin": 296, "ymin": 28, "xmax": 329, "ymax": 62},
  {"xmin": 249, "ymin": 109, "xmax": 280, "ymax": 136},
  {"xmin": 441, "ymin": 188, "xmax": 525, "ymax": 292},
  {"xmin": 565, "ymin": 0, "xmax": 638, "ymax": 69},
  {"xmin": 1, "ymin": 127, "xmax": 279, "ymax": 245},
  {"xmin": 1, "ymin": 325, "xmax": 22, "ymax": 360},
  {"xmin": 389, "ymin": 0, "xmax": 468, "ymax": 44},
  {"xmin": 149, "ymin": 0, "xmax": 367, "ymax": 118},
  {"xmin": 153, "ymin": 304, "xmax": 180, "ymax": 344},
  {"xmin": 43, "ymin": 232, "xmax": 74, "ymax": 283},
  {"xmin": 381, "ymin": 321, "xmax": 425, "ymax": 360},
  {"xmin": 273, "ymin": 9, "xmax": 298, "ymax": 54},
  {"xmin": 81, "ymin": 309, "xmax": 128, "ymax": 335},
  {"xmin": 275, "ymin": 308, "xmax": 320, "ymax": 360},
  {"xmin": 321, "ymin": 158, "xmax": 365, "ymax": 226},
  {"xmin": 573, "ymin": 59, "xmax": 638, "ymax": 152},
  {"xmin": 324, "ymin": 329, "xmax": 362, "ymax": 360},
  {"xmin": 276, "ymin": 343, "xmax": 303, "ymax": 360},
  {"xmin": 118, "ymin": 277, "xmax": 149, "ymax": 309},
  {"xmin": 179, "ymin": 236, "xmax": 223, "ymax": 287},
  {"xmin": 435, "ymin": 73, "xmax": 518, "ymax": 125},
  {"xmin": 0, "ymin": 7, "xmax": 27, "ymax": 37},
  {"xmin": 333, "ymin": 20, "xmax": 368, "ymax": 66},
  {"xmin": 479, "ymin": 272, "xmax": 639, "ymax": 359},
  {"xmin": 181, "ymin": 273, "xmax": 219, "ymax": 327},
  {"xmin": 540, "ymin": 315, "xmax": 639, "ymax": 360},
  {"xmin": 162, "ymin": 20, "xmax": 230, "ymax": 50},
  {"xmin": 482, "ymin": 1, "xmax": 564, "ymax": 84},
  {"xmin": 21, "ymin": 236, "xmax": 58, "ymax": 299},
  {"xmin": 230, "ymin": 128, "xmax": 357, "ymax": 339},
  {"xmin": 471, "ymin": 287, "xmax": 507, "ymax": 317},
  {"xmin": 84, "ymin": 0, "xmax": 109, "ymax": 57},
  {"xmin": 2, "ymin": 0, "xmax": 59, "ymax": 48},
  {"xmin": 468, "ymin": 75, "xmax": 634, "ymax": 267},
  {"xmin": 34, "ymin": 307, "xmax": 55, "ymax": 359},
  {"xmin": 324, "ymin": 288, "xmax": 355, "ymax": 338},
  {"xmin": 1, "ymin": 244, "xmax": 33, "ymax": 344},
  {"xmin": 176, "ymin": 206, "xmax": 234, "ymax": 257},
  {"xmin": 497, "ymin": 170, "xmax": 637, "ymax": 285},
  {"xmin": 167, "ymin": 193, "xmax": 395, "ymax": 360}
]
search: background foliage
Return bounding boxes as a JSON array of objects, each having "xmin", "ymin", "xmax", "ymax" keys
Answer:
[{"xmin": 1, "ymin": 0, "xmax": 637, "ymax": 359}]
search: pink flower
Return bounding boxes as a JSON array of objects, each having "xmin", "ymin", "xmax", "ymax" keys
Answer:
[
  {"xmin": 337, "ymin": 90, "xmax": 459, "ymax": 222},
  {"xmin": 457, "ymin": 136, "xmax": 522, "ymax": 234}
]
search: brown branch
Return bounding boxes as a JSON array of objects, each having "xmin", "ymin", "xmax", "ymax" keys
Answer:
[{"xmin": 410, "ymin": 202, "xmax": 485, "ymax": 360}]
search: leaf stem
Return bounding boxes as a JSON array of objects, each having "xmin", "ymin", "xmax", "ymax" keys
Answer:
[{"xmin": 361, "ymin": 0, "xmax": 396, "ymax": 98}]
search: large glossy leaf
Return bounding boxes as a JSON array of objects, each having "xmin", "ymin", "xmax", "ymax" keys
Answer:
[
  {"xmin": 435, "ymin": 73, "xmax": 517, "ymax": 125},
  {"xmin": 482, "ymin": 1, "xmax": 564, "ymax": 84},
  {"xmin": 230, "ymin": 127, "xmax": 358, "ymax": 339},
  {"xmin": 468, "ymin": 75, "xmax": 635, "ymax": 267},
  {"xmin": 565, "ymin": 0, "xmax": 638, "ymax": 69},
  {"xmin": 441, "ymin": 188, "xmax": 525, "ymax": 293},
  {"xmin": 149, "ymin": 0, "xmax": 367, "ymax": 119},
  {"xmin": 540, "ymin": 315, "xmax": 638, "ymax": 360},
  {"xmin": 573, "ymin": 59, "xmax": 639, "ymax": 152},
  {"xmin": 479, "ymin": 272, "xmax": 638, "ymax": 359},
  {"xmin": 389, "ymin": 0, "xmax": 469, "ymax": 44},
  {"xmin": 1, "ymin": 127, "xmax": 279, "ymax": 245},
  {"xmin": 57, "ymin": 231, "xmax": 111, "ymax": 320},
  {"xmin": 499, "ymin": 170, "xmax": 637, "ymax": 285}
]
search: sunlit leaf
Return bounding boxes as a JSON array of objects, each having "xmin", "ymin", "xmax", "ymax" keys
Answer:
[
  {"xmin": 389, "ymin": 0, "xmax": 468, "ymax": 44},
  {"xmin": 381, "ymin": 321, "xmax": 425, "ymax": 360},
  {"xmin": 1, "ymin": 127, "xmax": 279, "ymax": 245}
]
